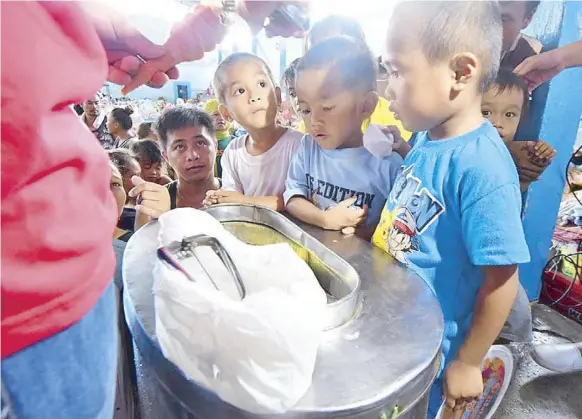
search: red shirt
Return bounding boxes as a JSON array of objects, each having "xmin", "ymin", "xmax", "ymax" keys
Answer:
[{"xmin": 1, "ymin": 2, "xmax": 117, "ymax": 358}]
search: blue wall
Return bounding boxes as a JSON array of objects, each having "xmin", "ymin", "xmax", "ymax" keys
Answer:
[{"xmin": 520, "ymin": 1, "xmax": 582, "ymax": 300}]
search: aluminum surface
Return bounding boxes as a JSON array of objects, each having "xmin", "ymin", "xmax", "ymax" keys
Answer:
[
  {"xmin": 204, "ymin": 204, "xmax": 360, "ymax": 330},
  {"xmin": 123, "ymin": 206, "xmax": 444, "ymax": 417}
]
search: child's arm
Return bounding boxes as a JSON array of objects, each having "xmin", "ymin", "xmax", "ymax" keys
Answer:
[
  {"xmin": 444, "ymin": 265, "xmax": 519, "ymax": 409},
  {"xmin": 284, "ymin": 139, "xmax": 366, "ymax": 230},
  {"xmin": 445, "ymin": 170, "xmax": 529, "ymax": 410},
  {"xmin": 205, "ymin": 190, "xmax": 284, "ymax": 211}
]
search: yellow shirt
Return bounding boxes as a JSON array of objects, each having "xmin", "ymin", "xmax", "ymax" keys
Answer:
[{"xmin": 295, "ymin": 97, "xmax": 411, "ymax": 141}]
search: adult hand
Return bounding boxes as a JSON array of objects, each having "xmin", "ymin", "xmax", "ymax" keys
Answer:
[
  {"xmin": 238, "ymin": 1, "xmax": 309, "ymax": 38},
  {"xmin": 514, "ymin": 47, "xmax": 568, "ymax": 92},
  {"xmin": 322, "ymin": 197, "xmax": 367, "ymax": 231},
  {"xmin": 121, "ymin": 4, "xmax": 226, "ymax": 94},
  {"xmin": 443, "ymin": 359, "xmax": 483, "ymax": 414},
  {"xmin": 129, "ymin": 176, "xmax": 171, "ymax": 218},
  {"xmin": 82, "ymin": 3, "xmax": 179, "ymax": 89}
]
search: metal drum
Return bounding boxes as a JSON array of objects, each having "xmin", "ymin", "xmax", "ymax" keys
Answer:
[{"xmin": 123, "ymin": 204, "xmax": 444, "ymax": 419}]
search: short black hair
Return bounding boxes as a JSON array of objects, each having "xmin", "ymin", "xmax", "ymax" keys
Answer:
[
  {"xmin": 130, "ymin": 139, "xmax": 164, "ymax": 165},
  {"xmin": 110, "ymin": 107, "xmax": 134, "ymax": 130},
  {"xmin": 391, "ymin": 1, "xmax": 502, "ymax": 92},
  {"xmin": 297, "ymin": 36, "xmax": 377, "ymax": 93},
  {"xmin": 212, "ymin": 52, "xmax": 275, "ymax": 103},
  {"xmin": 107, "ymin": 149, "xmax": 139, "ymax": 178},
  {"xmin": 490, "ymin": 68, "xmax": 530, "ymax": 120},
  {"xmin": 282, "ymin": 58, "xmax": 301, "ymax": 89},
  {"xmin": 137, "ymin": 122, "xmax": 153, "ymax": 139},
  {"xmin": 154, "ymin": 107, "xmax": 215, "ymax": 149},
  {"xmin": 308, "ymin": 15, "xmax": 366, "ymax": 47},
  {"xmin": 525, "ymin": 1, "xmax": 540, "ymax": 15}
]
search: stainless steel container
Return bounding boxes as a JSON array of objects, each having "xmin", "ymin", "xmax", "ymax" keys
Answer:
[{"xmin": 123, "ymin": 205, "xmax": 444, "ymax": 419}]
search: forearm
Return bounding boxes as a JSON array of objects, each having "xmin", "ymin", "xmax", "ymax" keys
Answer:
[
  {"xmin": 286, "ymin": 196, "xmax": 327, "ymax": 228},
  {"xmin": 456, "ymin": 265, "xmax": 519, "ymax": 366},
  {"xmin": 562, "ymin": 40, "xmax": 582, "ymax": 68},
  {"xmin": 245, "ymin": 195, "xmax": 284, "ymax": 212}
]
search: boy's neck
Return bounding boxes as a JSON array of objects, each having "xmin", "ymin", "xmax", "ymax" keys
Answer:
[
  {"xmin": 338, "ymin": 130, "xmax": 364, "ymax": 149},
  {"xmin": 428, "ymin": 101, "xmax": 484, "ymax": 140},
  {"xmin": 245, "ymin": 124, "xmax": 287, "ymax": 152}
]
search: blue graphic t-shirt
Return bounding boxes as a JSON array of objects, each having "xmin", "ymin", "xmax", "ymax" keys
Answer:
[
  {"xmin": 372, "ymin": 121, "xmax": 529, "ymax": 403},
  {"xmin": 284, "ymin": 135, "xmax": 403, "ymax": 226}
]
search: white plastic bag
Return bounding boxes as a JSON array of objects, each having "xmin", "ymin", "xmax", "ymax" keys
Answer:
[
  {"xmin": 363, "ymin": 123, "xmax": 394, "ymax": 157},
  {"xmin": 153, "ymin": 208, "xmax": 327, "ymax": 414}
]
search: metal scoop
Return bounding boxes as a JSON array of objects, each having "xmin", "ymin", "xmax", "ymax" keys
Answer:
[{"xmin": 157, "ymin": 234, "xmax": 246, "ymax": 301}]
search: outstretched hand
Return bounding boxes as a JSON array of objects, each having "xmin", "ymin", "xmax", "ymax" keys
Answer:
[
  {"xmin": 514, "ymin": 47, "xmax": 568, "ymax": 92},
  {"xmin": 83, "ymin": 3, "xmax": 179, "ymax": 89}
]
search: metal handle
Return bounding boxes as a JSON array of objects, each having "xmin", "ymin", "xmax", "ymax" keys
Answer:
[{"xmin": 157, "ymin": 234, "xmax": 246, "ymax": 300}]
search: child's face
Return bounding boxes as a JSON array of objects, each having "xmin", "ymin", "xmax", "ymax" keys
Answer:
[
  {"xmin": 110, "ymin": 167, "xmax": 126, "ymax": 218},
  {"xmin": 382, "ymin": 33, "xmax": 456, "ymax": 133},
  {"xmin": 211, "ymin": 111, "xmax": 227, "ymax": 131},
  {"xmin": 284, "ymin": 80, "xmax": 299, "ymax": 114},
  {"xmin": 137, "ymin": 155, "xmax": 164, "ymax": 183},
  {"xmin": 481, "ymin": 85, "xmax": 523, "ymax": 142},
  {"xmin": 296, "ymin": 67, "xmax": 374, "ymax": 150},
  {"xmin": 123, "ymin": 159, "xmax": 142, "ymax": 195},
  {"xmin": 221, "ymin": 60, "xmax": 281, "ymax": 131},
  {"xmin": 165, "ymin": 125, "xmax": 216, "ymax": 182},
  {"xmin": 501, "ymin": 2, "xmax": 535, "ymax": 55}
]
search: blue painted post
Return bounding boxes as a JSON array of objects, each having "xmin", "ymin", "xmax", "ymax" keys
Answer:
[{"xmin": 520, "ymin": 1, "xmax": 582, "ymax": 300}]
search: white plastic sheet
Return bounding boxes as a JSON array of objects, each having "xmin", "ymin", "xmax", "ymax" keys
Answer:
[
  {"xmin": 363, "ymin": 123, "xmax": 394, "ymax": 158},
  {"xmin": 153, "ymin": 208, "xmax": 327, "ymax": 414}
]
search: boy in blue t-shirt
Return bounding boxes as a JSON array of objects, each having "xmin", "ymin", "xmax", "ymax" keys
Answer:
[
  {"xmin": 372, "ymin": 2, "xmax": 530, "ymax": 416},
  {"xmin": 284, "ymin": 36, "xmax": 403, "ymax": 236}
]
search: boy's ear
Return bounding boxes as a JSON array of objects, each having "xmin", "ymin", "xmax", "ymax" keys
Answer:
[
  {"xmin": 361, "ymin": 91, "xmax": 379, "ymax": 120},
  {"xmin": 218, "ymin": 103, "xmax": 232, "ymax": 121},
  {"xmin": 450, "ymin": 53, "xmax": 478, "ymax": 92},
  {"xmin": 275, "ymin": 86, "xmax": 282, "ymax": 106}
]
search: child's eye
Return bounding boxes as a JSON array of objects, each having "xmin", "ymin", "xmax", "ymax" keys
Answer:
[
  {"xmin": 300, "ymin": 108, "xmax": 311, "ymax": 116},
  {"xmin": 258, "ymin": 81, "xmax": 267, "ymax": 88},
  {"xmin": 111, "ymin": 182, "xmax": 122, "ymax": 188},
  {"xmin": 175, "ymin": 144, "xmax": 185, "ymax": 151},
  {"xmin": 505, "ymin": 111, "xmax": 517, "ymax": 118},
  {"xmin": 481, "ymin": 110, "xmax": 491, "ymax": 117},
  {"xmin": 233, "ymin": 88, "xmax": 245, "ymax": 96},
  {"xmin": 322, "ymin": 105, "xmax": 335, "ymax": 112},
  {"xmin": 389, "ymin": 70, "xmax": 400, "ymax": 78},
  {"xmin": 197, "ymin": 140, "xmax": 207, "ymax": 147}
]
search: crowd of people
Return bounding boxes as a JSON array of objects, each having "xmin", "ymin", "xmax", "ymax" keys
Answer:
[{"xmin": 4, "ymin": 1, "xmax": 581, "ymax": 418}]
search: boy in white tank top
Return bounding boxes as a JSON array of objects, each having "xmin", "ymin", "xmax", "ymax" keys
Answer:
[{"xmin": 204, "ymin": 52, "xmax": 303, "ymax": 211}]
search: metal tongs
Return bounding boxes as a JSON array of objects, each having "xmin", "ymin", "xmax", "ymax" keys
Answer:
[{"xmin": 158, "ymin": 234, "xmax": 246, "ymax": 301}]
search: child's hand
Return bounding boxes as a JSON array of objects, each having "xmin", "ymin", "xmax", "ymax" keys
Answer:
[
  {"xmin": 443, "ymin": 359, "xmax": 483, "ymax": 414},
  {"xmin": 322, "ymin": 197, "xmax": 367, "ymax": 231},
  {"xmin": 129, "ymin": 176, "xmax": 171, "ymax": 218},
  {"xmin": 204, "ymin": 189, "xmax": 245, "ymax": 206},
  {"xmin": 525, "ymin": 140, "xmax": 556, "ymax": 166},
  {"xmin": 380, "ymin": 125, "xmax": 411, "ymax": 158}
]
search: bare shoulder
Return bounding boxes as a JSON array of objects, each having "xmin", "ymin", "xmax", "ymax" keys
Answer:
[{"xmin": 522, "ymin": 34, "xmax": 543, "ymax": 54}]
